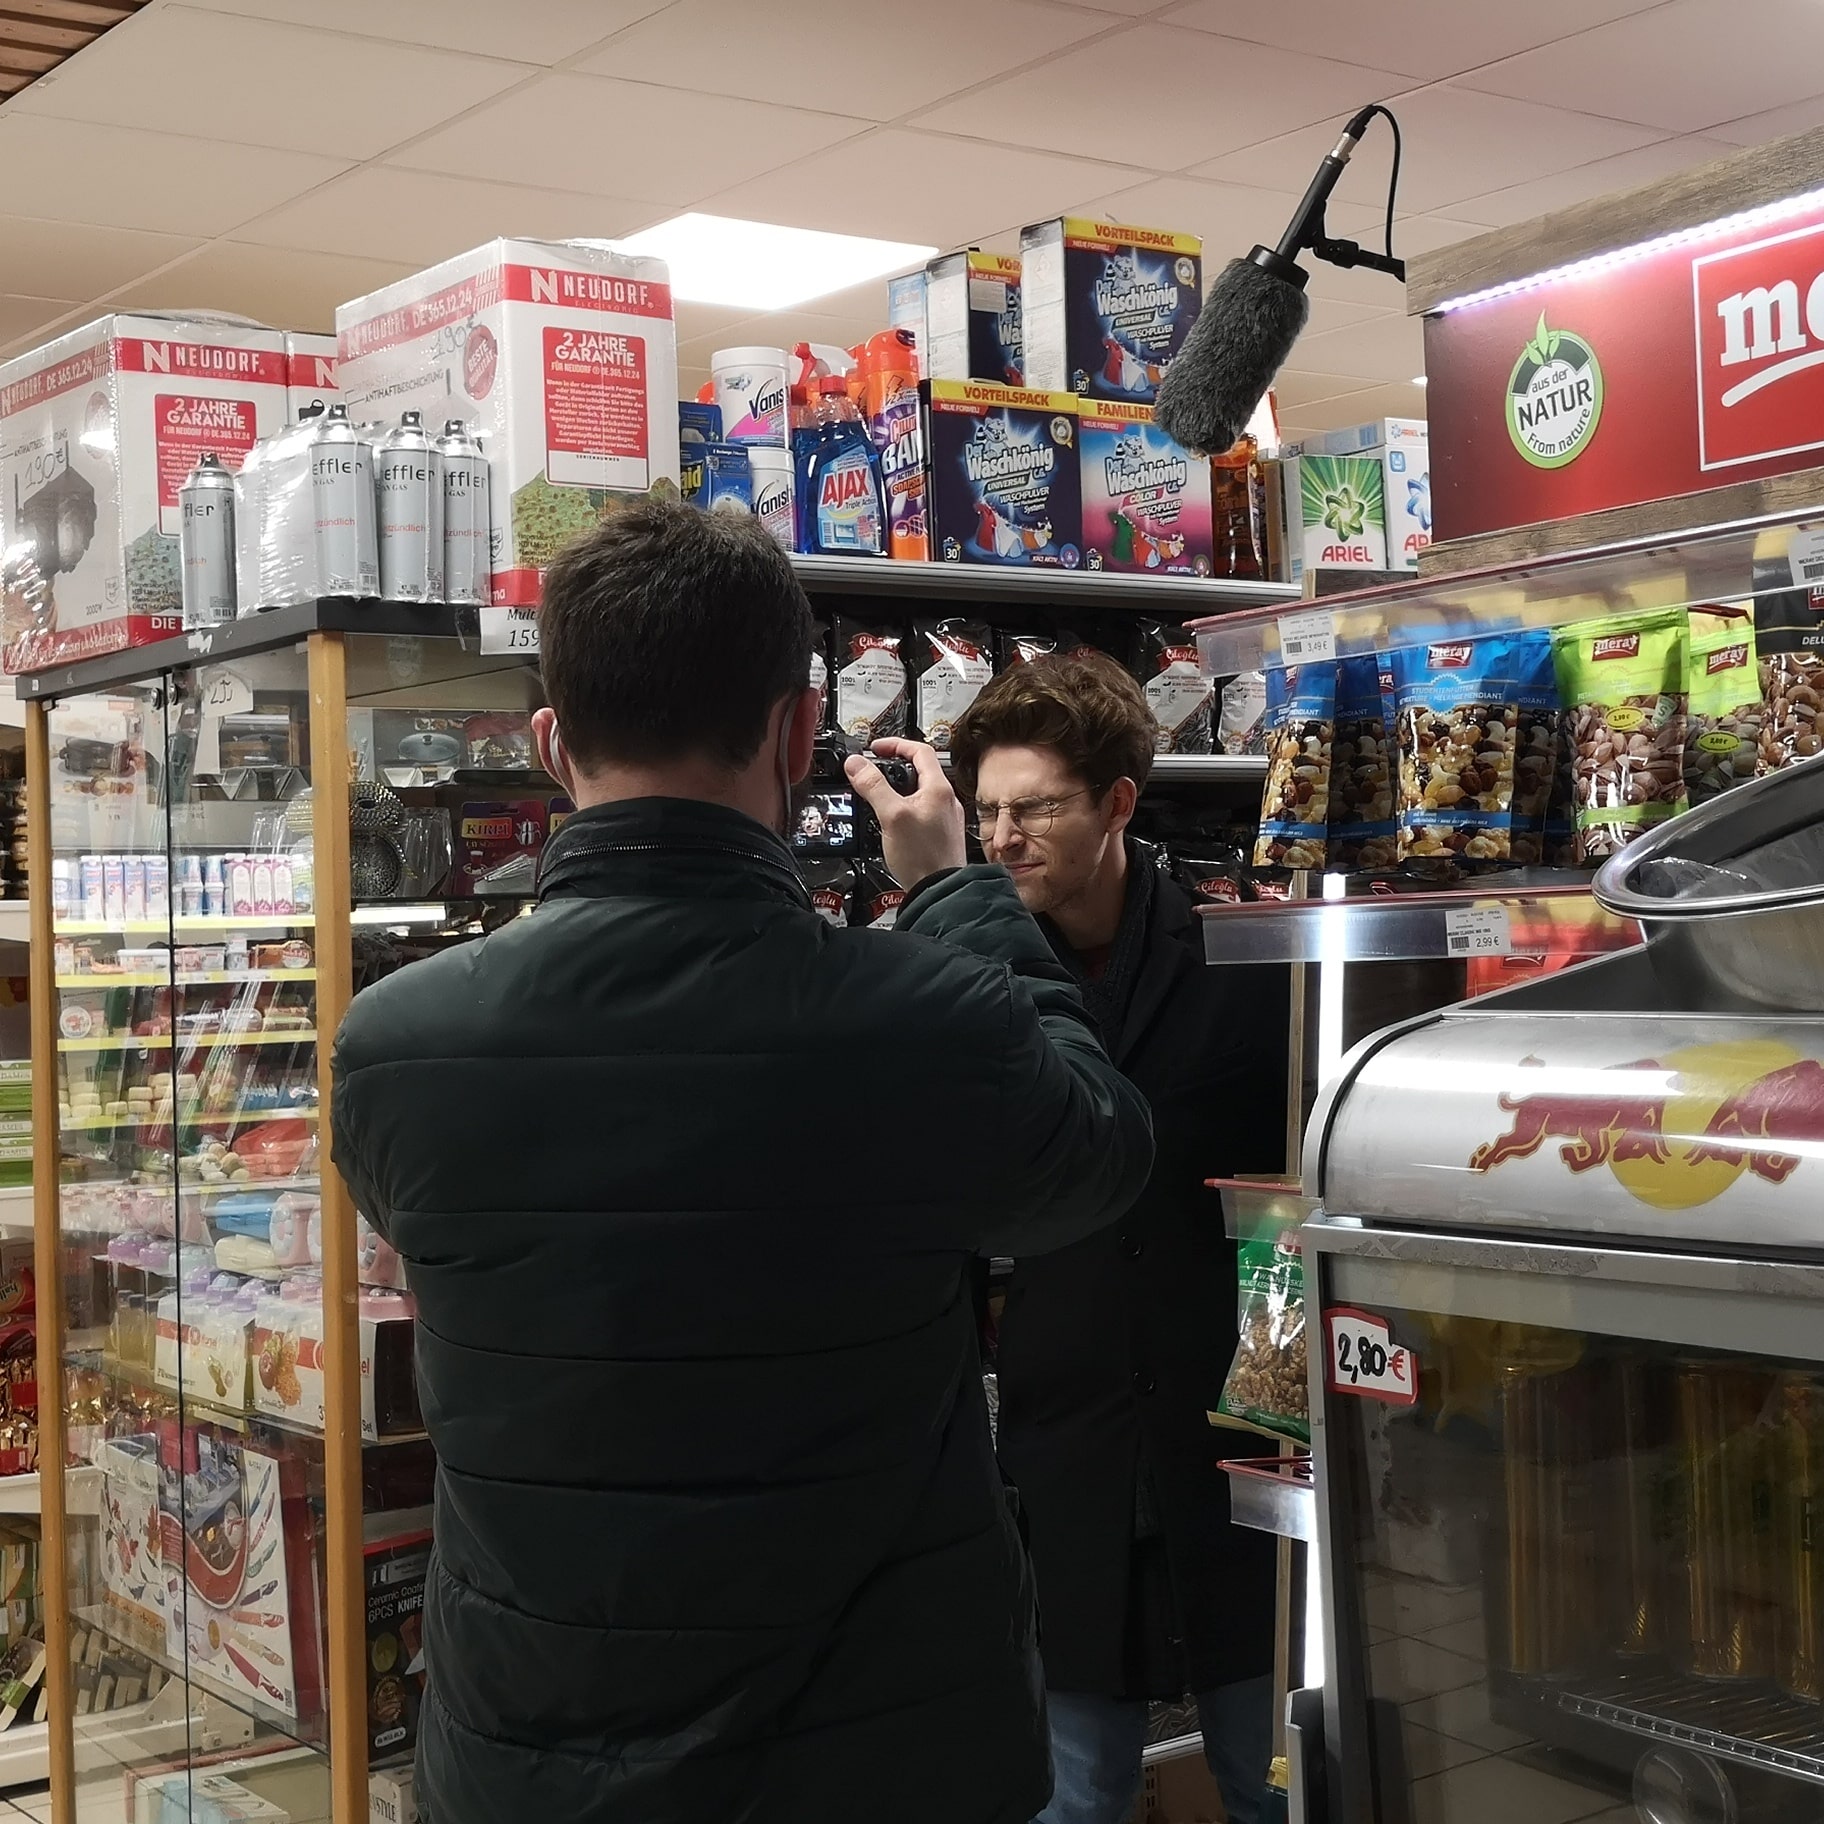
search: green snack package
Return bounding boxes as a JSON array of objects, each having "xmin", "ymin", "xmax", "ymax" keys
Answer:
[
  {"xmin": 1218, "ymin": 1229, "xmax": 1309, "ymax": 1446},
  {"xmin": 1551, "ymin": 607, "xmax": 1690, "ymax": 863},
  {"xmin": 1684, "ymin": 607, "xmax": 1761, "ymax": 803}
]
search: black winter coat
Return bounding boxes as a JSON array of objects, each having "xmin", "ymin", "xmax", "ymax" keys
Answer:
[
  {"xmin": 331, "ymin": 799, "xmax": 1154, "ymax": 1824},
  {"xmin": 995, "ymin": 860, "xmax": 1289, "ymax": 1698}
]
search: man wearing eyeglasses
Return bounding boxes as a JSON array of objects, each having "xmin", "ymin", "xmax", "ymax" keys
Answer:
[{"xmin": 941, "ymin": 653, "xmax": 1289, "ymax": 1824}]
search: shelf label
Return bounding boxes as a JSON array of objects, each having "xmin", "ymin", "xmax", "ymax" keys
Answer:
[
  {"xmin": 479, "ymin": 607, "xmax": 540, "ymax": 656},
  {"xmin": 1325, "ymin": 1306, "xmax": 1417, "ymax": 1405},
  {"xmin": 1444, "ymin": 902, "xmax": 1512, "ymax": 957},
  {"xmin": 1277, "ymin": 608, "xmax": 1337, "ymax": 667},
  {"xmin": 1790, "ymin": 527, "xmax": 1824, "ymax": 589}
]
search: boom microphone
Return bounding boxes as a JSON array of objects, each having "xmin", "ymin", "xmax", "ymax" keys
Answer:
[{"xmin": 1154, "ymin": 105, "xmax": 1403, "ymax": 458}]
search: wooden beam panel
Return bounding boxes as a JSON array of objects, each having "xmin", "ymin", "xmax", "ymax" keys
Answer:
[{"xmin": 0, "ymin": 13, "xmax": 96, "ymax": 48}]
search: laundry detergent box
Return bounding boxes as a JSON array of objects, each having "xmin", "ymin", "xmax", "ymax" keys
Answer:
[
  {"xmin": 0, "ymin": 313, "xmax": 291, "ymax": 672},
  {"xmin": 1079, "ymin": 399, "xmax": 1211, "ymax": 575},
  {"xmin": 923, "ymin": 380, "xmax": 1081, "ymax": 568},
  {"xmin": 1308, "ymin": 417, "xmax": 1429, "ymax": 571},
  {"xmin": 285, "ymin": 331, "xmax": 340, "ymax": 422},
  {"xmin": 337, "ymin": 239, "xmax": 681, "ymax": 607},
  {"xmin": 923, "ymin": 250, "xmax": 1024, "ymax": 385},
  {"xmin": 1019, "ymin": 218, "xmax": 1201, "ymax": 404},
  {"xmin": 1281, "ymin": 451, "xmax": 1387, "ymax": 584}
]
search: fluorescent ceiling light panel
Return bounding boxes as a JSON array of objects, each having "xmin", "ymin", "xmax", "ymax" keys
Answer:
[{"xmin": 613, "ymin": 214, "xmax": 936, "ymax": 311}]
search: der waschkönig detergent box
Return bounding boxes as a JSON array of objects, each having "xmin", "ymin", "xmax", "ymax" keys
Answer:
[
  {"xmin": 924, "ymin": 380, "xmax": 1081, "ymax": 568},
  {"xmin": 1020, "ymin": 218, "xmax": 1202, "ymax": 404},
  {"xmin": 1079, "ymin": 399, "xmax": 1211, "ymax": 575}
]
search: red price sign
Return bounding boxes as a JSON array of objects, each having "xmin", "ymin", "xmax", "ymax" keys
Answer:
[{"xmin": 1325, "ymin": 1306, "xmax": 1417, "ymax": 1405}]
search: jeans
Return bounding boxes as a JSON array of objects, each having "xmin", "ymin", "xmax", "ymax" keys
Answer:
[{"xmin": 1035, "ymin": 1676, "xmax": 1275, "ymax": 1824}]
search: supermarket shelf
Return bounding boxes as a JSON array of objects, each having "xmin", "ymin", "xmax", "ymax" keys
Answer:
[
  {"xmin": 62, "ymin": 1107, "xmax": 318, "ymax": 1135},
  {"xmin": 64, "ymin": 1349, "xmax": 328, "ymax": 1448},
  {"xmin": 0, "ymin": 1186, "xmax": 31, "ymax": 1226},
  {"xmin": 0, "ymin": 902, "xmax": 27, "ymax": 946},
  {"xmin": 1223, "ymin": 1457, "xmax": 1315, "ymax": 1543},
  {"xmin": 57, "ymin": 970, "xmax": 317, "ymax": 989},
  {"xmin": 57, "ymin": 916, "xmax": 313, "ymax": 936},
  {"xmin": 59, "ymin": 1029, "xmax": 317, "ymax": 1053},
  {"xmin": 790, "ymin": 552, "xmax": 1297, "ymax": 612},
  {"xmin": 0, "ymin": 1694, "xmax": 200, "ymax": 1789},
  {"xmin": 938, "ymin": 752, "xmax": 1265, "ymax": 784},
  {"xmin": 0, "ymin": 1466, "xmax": 99, "ymax": 1517},
  {"xmin": 1200, "ymin": 874, "xmax": 1644, "ymax": 967}
]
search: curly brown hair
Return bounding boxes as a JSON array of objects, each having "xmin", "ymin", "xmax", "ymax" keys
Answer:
[{"xmin": 948, "ymin": 651, "xmax": 1155, "ymax": 802}]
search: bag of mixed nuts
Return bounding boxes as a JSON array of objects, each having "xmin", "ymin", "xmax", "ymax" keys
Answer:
[
  {"xmin": 1684, "ymin": 607, "xmax": 1760, "ymax": 802},
  {"xmin": 1508, "ymin": 631, "xmax": 1559, "ymax": 867},
  {"xmin": 1327, "ymin": 652, "xmax": 1397, "ymax": 871},
  {"xmin": 1752, "ymin": 556, "xmax": 1824, "ymax": 773},
  {"xmin": 1253, "ymin": 661, "xmax": 1336, "ymax": 871},
  {"xmin": 1550, "ymin": 607, "xmax": 1689, "ymax": 862},
  {"xmin": 1218, "ymin": 1228, "xmax": 1309, "ymax": 1446}
]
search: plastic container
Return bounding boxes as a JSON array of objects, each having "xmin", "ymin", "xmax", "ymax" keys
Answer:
[
  {"xmin": 795, "ymin": 377, "xmax": 886, "ymax": 558},
  {"xmin": 745, "ymin": 445, "xmax": 793, "ymax": 550},
  {"xmin": 711, "ymin": 346, "xmax": 789, "ymax": 449}
]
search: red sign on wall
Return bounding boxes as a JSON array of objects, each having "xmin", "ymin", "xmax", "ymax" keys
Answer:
[{"xmin": 1424, "ymin": 194, "xmax": 1824, "ymax": 542}]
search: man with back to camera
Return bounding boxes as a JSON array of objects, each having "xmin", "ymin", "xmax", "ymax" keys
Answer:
[
  {"xmin": 948, "ymin": 655, "xmax": 1289, "ymax": 1824},
  {"xmin": 330, "ymin": 501, "xmax": 1155, "ymax": 1824}
]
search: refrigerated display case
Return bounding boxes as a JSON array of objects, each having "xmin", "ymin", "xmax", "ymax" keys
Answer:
[{"xmin": 1295, "ymin": 757, "xmax": 1824, "ymax": 1824}]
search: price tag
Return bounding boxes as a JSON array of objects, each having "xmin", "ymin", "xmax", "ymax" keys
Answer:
[
  {"xmin": 1443, "ymin": 902, "xmax": 1512, "ymax": 957},
  {"xmin": 479, "ymin": 607, "xmax": 540, "ymax": 656},
  {"xmin": 1325, "ymin": 1306, "xmax": 1417, "ymax": 1405},
  {"xmin": 1276, "ymin": 608, "xmax": 1336, "ymax": 666},
  {"xmin": 1789, "ymin": 527, "xmax": 1824, "ymax": 589}
]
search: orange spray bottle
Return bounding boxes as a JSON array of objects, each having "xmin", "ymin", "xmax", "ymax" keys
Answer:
[{"xmin": 860, "ymin": 328, "xmax": 929, "ymax": 562}]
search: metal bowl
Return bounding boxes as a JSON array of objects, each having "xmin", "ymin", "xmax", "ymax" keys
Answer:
[{"xmin": 1592, "ymin": 760, "xmax": 1824, "ymax": 1012}]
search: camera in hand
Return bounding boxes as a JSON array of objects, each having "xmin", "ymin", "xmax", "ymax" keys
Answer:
[{"xmin": 794, "ymin": 734, "xmax": 915, "ymax": 857}]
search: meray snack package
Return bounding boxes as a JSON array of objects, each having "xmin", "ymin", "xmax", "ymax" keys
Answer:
[
  {"xmin": 1685, "ymin": 606, "xmax": 1760, "ymax": 801},
  {"xmin": 1327, "ymin": 653, "xmax": 1397, "ymax": 871},
  {"xmin": 1254, "ymin": 661, "xmax": 1337, "ymax": 871}
]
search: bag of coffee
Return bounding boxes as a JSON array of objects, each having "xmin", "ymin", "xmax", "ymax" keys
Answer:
[
  {"xmin": 1217, "ymin": 671, "xmax": 1268, "ymax": 755},
  {"xmin": 798, "ymin": 857, "xmax": 855, "ymax": 928},
  {"xmin": 1132, "ymin": 620, "xmax": 1213, "ymax": 753},
  {"xmin": 851, "ymin": 858, "xmax": 907, "ymax": 928},
  {"xmin": 909, "ymin": 618, "xmax": 994, "ymax": 749},
  {"xmin": 809, "ymin": 617, "xmax": 831, "ymax": 728},
  {"xmin": 833, "ymin": 616, "xmax": 908, "ymax": 741},
  {"xmin": 1170, "ymin": 846, "xmax": 1246, "ymax": 907},
  {"xmin": 1000, "ymin": 628, "xmax": 1094, "ymax": 668}
]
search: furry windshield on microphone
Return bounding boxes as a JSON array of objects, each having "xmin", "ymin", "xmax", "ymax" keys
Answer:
[{"xmin": 1153, "ymin": 257, "xmax": 1309, "ymax": 458}]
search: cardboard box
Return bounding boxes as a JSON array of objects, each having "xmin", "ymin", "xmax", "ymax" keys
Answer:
[
  {"xmin": 923, "ymin": 250, "xmax": 1024, "ymax": 385},
  {"xmin": 284, "ymin": 331, "xmax": 339, "ymax": 423},
  {"xmin": 1079, "ymin": 399, "xmax": 1211, "ymax": 575},
  {"xmin": 1020, "ymin": 218, "xmax": 1201, "ymax": 403},
  {"xmin": 1306, "ymin": 417, "xmax": 1429, "ymax": 571},
  {"xmin": 369, "ymin": 1763, "xmax": 416, "ymax": 1824},
  {"xmin": 923, "ymin": 381, "xmax": 1081, "ymax": 567},
  {"xmin": 365, "ymin": 1526, "xmax": 431, "ymax": 1765},
  {"xmin": 0, "ymin": 314, "xmax": 291, "ymax": 671},
  {"xmin": 337, "ymin": 239, "xmax": 681, "ymax": 606},
  {"xmin": 253, "ymin": 1295, "xmax": 419, "ymax": 1442},
  {"xmin": 1280, "ymin": 452, "xmax": 1387, "ymax": 584}
]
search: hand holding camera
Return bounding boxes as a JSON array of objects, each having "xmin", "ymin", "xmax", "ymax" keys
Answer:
[{"xmin": 844, "ymin": 736, "xmax": 968, "ymax": 889}]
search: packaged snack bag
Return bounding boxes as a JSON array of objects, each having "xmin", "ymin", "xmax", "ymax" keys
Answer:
[
  {"xmin": 1327, "ymin": 652, "xmax": 1396, "ymax": 871},
  {"xmin": 1218, "ymin": 1227, "xmax": 1309, "ymax": 1445},
  {"xmin": 1254, "ymin": 662, "xmax": 1336, "ymax": 871},
  {"xmin": 1132, "ymin": 619, "xmax": 1213, "ymax": 754},
  {"xmin": 832, "ymin": 615, "xmax": 907, "ymax": 741},
  {"xmin": 1508, "ymin": 631, "xmax": 1559, "ymax": 867},
  {"xmin": 1752, "ymin": 553, "xmax": 1824, "ymax": 774},
  {"xmin": 908, "ymin": 618, "xmax": 993, "ymax": 749},
  {"xmin": 1551, "ymin": 608, "xmax": 1689, "ymax": 861},
  {"xmin": 1685, "ymin": 607, "xmax": 1760, "ymax": 801}
]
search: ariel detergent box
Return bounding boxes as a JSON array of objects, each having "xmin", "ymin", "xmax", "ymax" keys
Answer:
[
  {"xmin": 1305, "ymin": 417, "xmax": 1430, "ymax": 571},
  {"xmin": 923, "ymin": 250, "xmax": 1024, "ymax": 385},
  {"xmin": 0, "ymin": 313, "xmax": 291, "ymax": 672},
  {"xmin": 1079, "ymin": 400, "xmax": 1211, "ymax": 575},
  {"xmin": 1280, "ymin": 452, "xmax": 1387, "ymax": 584},
  {"xmin": 337, "ymin": 239, "xmax": 680, "ymax": 606},
  {"xmin": 1019, "ymin": 218, "xmax": 1202, "ymax": 404},
  {"xmin": 923, "ymin": 380, "xmax": 1080, "ymax": 568}
]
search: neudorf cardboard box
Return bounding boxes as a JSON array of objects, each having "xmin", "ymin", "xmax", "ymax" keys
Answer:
[
  {"xmin": 285, "ymin": 330, "xmax": 340, "ymax": 421},
  {"xmin": 337, "ymin": 239, "xmax": 681, "ymax": 607},
  {"xmin": 0, "ymin": 314, "xmax": 290, "ymax": 672}
]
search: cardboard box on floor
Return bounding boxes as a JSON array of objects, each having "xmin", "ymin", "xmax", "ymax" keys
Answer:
[{"xmin": 1125, "ymin": 1752, "xmax": 1228, "ymax": 1823}]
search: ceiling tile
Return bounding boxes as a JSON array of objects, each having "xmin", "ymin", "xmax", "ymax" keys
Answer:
[
  {"xmin": 910, "ymin": 28, "xmax": 1407, "ymax": 169},
  {"xmin": 1444, "ymin": 136, "xmax": 1741, "ymax": 229},
  {"xmin": 0, "ymin": 296, "xmax": 84, "ymax": 349},
  {"xmin": 1457, "ymin": 0, "xmax": 1824, "ymax": 134},
  {"xmin": 673, "ymin": 302, "xmax": 788, "ymax": 351},
  {"xmin": 0, "ymin": 217, "xmax": 201, "ymax": 301},
  {"xmin": 1078, "ymin": 174, "xmax": 1388, "ymax": 255},
  {"xmin": 1700, "ymin": 94, "xmax": 1824, "ymax": 148},
  {"xmin": 104, "ymin": 243, "xmax": 417, "ymax": 334},
  {"xmin": 699, "ymin": 129, "xmax": 1149, "ymax": 248},
  {"xmin": 1194, "ymin": 90, "xmax": 1665, "ymax": 215},
  {"xmin": 582, "ymin": 0, "xmax": 1116, "ymax": 119},
  {"xmin": 1293, "ymin": 311, "xmax": 1427, "ymax": 383},
  {"xmin": 11, "ymin": 6, "xmax": 532, "ymax": 160},
  {"xmin": 389, "ymin": 72, "xmax": 867, "ymax": 207},
  {"xmin": 1162, "ymin": 0, "xmax": 1667, "ymax": 81},
  {"xmin": 1270, "ymin": 370, "xmax": 1385, "ymax": 410},
  {"xmin": 234, "ymin": 169, "xmax": 662, "ymax": 267},
  {"xmin": 1291, "ymin": 379, "xmax": 1431, "ymax": 430},
  {"xmin": 173, "ymin": 0, "xmax": 669, "ymax": 63},
  {"xmin": 0, "ymin": 115, "xmax": 350, "ymax": 238}
]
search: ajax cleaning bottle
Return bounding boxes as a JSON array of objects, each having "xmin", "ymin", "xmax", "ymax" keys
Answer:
[{"xmin": 796, "ymin": 374, "xmax": 887, "ymax": 557}]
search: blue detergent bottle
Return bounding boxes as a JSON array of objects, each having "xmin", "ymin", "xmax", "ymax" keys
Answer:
[{"xmin": 796, "ymin": 375, "xmax": 887, "ymax": 556}]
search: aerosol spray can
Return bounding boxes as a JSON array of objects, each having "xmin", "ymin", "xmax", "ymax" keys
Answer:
[
  {"xmin": 437, "ymin": 419, "xmax": 490, "ymax": 606},
  {"xmin": 355, "ymin": 421, "xmax": 381, "ymax": 597},
  {"xmin": 376, "ymin": 411, "xmax": 440, "ymax": 602},
  {"xmin": 309, "ymin": 405, "xmax": 364, "ymax": 597},
  {"xmin": 178, "ymin": 452, "xmax": 236, "ymax": 629}
]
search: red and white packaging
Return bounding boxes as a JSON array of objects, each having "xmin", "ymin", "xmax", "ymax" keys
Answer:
[
  {"xmin": 336, "ymin": 239, "xmax": 681, "ymax": 607},
  {"xmin": 0, "ymin": 313, "xmax": 290, "ymax": 671},
  {"xmin": 285, "ymin": 330, "xmax": 340, "ymax": 422}
]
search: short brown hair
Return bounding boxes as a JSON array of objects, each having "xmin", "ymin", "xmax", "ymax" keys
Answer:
[
  {"xmin": 949, "ymin": 652, "xmax": 1155, "ymax": 802},
  {"xmin": 539, "ymin": 498, "xmax": 813, "ymax": 771}
]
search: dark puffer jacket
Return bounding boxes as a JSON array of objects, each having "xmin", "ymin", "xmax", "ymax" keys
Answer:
[{"xmin": 331, "ymin": 798, "xmax": 1154, "ymax": 1824}]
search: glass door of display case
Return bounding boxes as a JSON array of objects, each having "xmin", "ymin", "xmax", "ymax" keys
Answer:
[
  {"xmin": 37, "ymin": 645, "xmax": 336, "ymax": 1822},
  {"xmin": 1305, "ymin": 1222, "xmax": 1824, "ymax": 1824}
]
